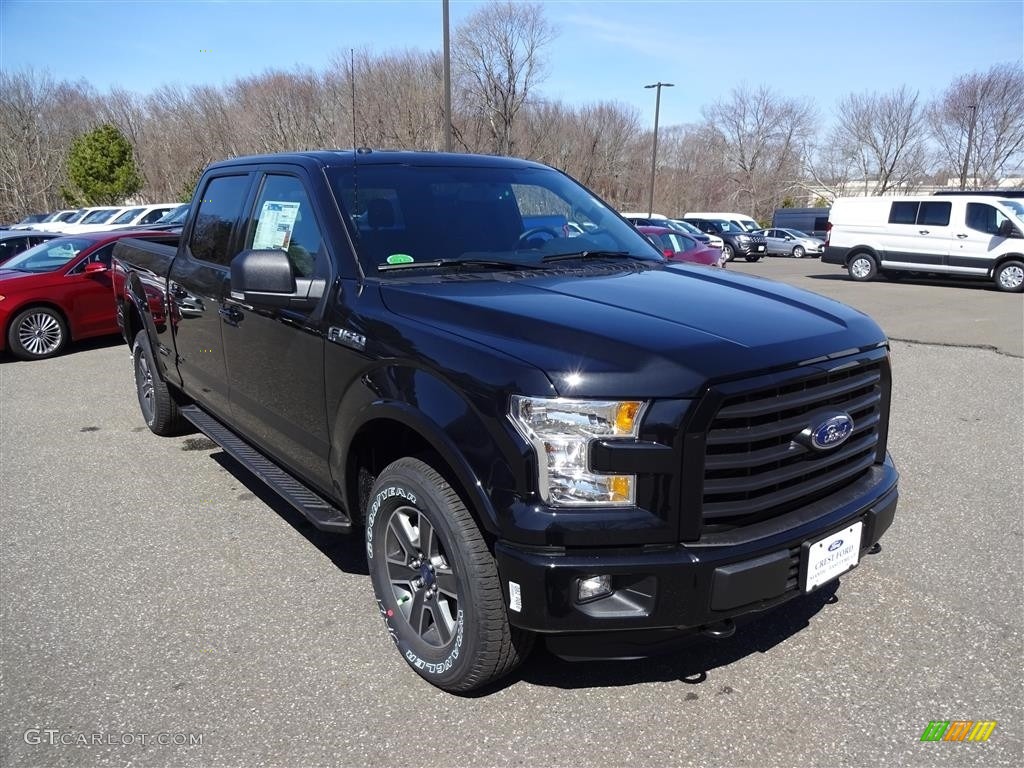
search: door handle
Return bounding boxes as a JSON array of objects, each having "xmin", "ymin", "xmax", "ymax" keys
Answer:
[
  {"xmin": 956, "ymin": 233, "xmax": 969, "ymax": 239},
  {"xmin": 918, "ymin": 230, "xmax": 930, "ymax": 235}
]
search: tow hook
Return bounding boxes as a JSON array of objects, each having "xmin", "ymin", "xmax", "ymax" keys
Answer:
[
  {"xmin": 868, "ymin": 542, "xmax": 882, "ymax": 555},
  {"xmin": 699, "ymin": 619, "xmax": 736, "ymax": 639}
]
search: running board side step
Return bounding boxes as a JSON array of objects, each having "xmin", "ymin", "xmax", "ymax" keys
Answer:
[{"xmin": 180, "ymin": 405, "xmax": 352, "ymax": 532}]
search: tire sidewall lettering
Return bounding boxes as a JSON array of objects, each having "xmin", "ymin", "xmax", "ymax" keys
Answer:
[
  {"xmin": 402, "ymin": 609, "xmax": 465, "ymax": 676},
  {"xmin": 367, "ymin": 479, "xmax": 468, "ymax": 680},
  {"xmin": 365, "ymin": 485, "xmax": 417, "ymax": 559}
]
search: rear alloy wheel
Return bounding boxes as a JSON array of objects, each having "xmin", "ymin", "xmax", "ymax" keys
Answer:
[
  {"xmin": 133, "ymin": 330, "xmax": 187, "ymax": 435},
  {"xmin": 7, "ymin": 306, "xmax": 67, "ymax": 360},
  {"xmin": 367, "ymin": 457, "xmax": 533, "ymax": 693},
  {"xmin": 848, "ymin": 254, "xmax": 878, "ymax": 282},
  {"xmin": 994, "ymin": 260, "xmax": 1024, "ymax": 292},
  {"xmin": 792, "ymin": 245, "xmax": 806, "ymax": 259}
]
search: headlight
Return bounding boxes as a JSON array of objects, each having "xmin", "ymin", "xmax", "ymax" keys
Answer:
[
  {"xmin": 737, "ymin": 234, "xmax": 750, "ymax": 242},
  {"xmin": 509, "ymin": 396, "xmax": 646, "ymax": 506}
]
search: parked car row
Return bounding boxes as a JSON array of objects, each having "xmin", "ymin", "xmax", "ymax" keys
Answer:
[{"xmin": 7, "ymin": 203, "xmax": 180, "ymax": 234}]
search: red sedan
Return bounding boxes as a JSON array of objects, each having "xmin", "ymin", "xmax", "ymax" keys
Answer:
[
  {"xmin": 637, "ymin": 225, "xmax": 725, "ymax": 268},
  {"xmin": 0, "ymin": 231, "xmax": 168, "ymax": 360}
]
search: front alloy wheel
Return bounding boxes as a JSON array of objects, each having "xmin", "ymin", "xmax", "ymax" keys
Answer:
[
  {"xmin": 367, "ymin": 457, "xmax": 533, "ymax": 693},
  {"xmin": 385, "ymin": 505, "xmax": 460, "ymax": 647},
  {"xmin": 994, "ymin": 260, "xmax": 1024, "ymax": 292}
]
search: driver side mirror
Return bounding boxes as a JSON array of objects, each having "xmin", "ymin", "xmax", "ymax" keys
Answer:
[
  {"xmin": 998, "ymin": 219, "xmax": 1021, "ymax": 239},
  {"xmin": 230, "ymin": 249, "xmax": 319, "ymax": 310},
  {"xmin": 84, "ymin": 261, "xmax": 108, "ymax": 274}
]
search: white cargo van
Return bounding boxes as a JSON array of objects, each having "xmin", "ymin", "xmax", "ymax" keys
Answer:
[
  {"xmin": 823, "ymin": 195, "xmax": 1024, "ymax": 292},
  {"xmin": 684, "ymin": 211, "xmax": 760, "ymax": 232}
]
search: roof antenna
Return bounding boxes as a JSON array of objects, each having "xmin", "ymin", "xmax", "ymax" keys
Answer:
[
  {"xmin": 350, "ymin": 48, "xmax": 360, "ymax": 230},
  {"xmin": 350, "ymin": 48, "xmax": 357, "ymax": 152}
]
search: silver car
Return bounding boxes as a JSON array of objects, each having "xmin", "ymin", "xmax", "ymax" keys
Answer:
[{"xmin": 755, "ymin": 228, "xmax": 825, "ymax": 258}]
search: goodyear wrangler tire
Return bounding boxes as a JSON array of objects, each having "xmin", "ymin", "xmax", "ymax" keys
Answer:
[
  {"xmin": 133, "ymin": 330, "xmax": 187, "ymax": 436},
  {"xmin": 366, "ymin": 457, "xmax": 533, "ymax": 693}
]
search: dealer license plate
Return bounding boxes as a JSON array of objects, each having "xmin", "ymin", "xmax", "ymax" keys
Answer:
[{"xmin": 803, "ymin": 521, "xmax": 863, "ymax": 592}]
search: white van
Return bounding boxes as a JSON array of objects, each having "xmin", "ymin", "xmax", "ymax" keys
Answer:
[
  {"xmin": 823, "ymin": 195, "xmax": 1024, "ymax": 292},
  {"xmin": 684, "ymin": 211, "xmax": 760, "ymax": 232}
]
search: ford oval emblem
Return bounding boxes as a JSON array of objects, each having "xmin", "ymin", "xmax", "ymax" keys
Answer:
[
  {"xmin": 810, "ymin": 413, "xmax": 854, "ymax": 451},
  {"xmin": 828, "ymin": 539, "xmax": 844, "ymax": 552}
]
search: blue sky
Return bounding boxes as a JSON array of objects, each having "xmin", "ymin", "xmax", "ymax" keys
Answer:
[{"xmin": 1, "ymin": 0, "xmax": 1021, "ymax": 130}]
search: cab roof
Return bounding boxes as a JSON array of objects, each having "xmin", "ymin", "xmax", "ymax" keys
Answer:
[{"xmin": 208, "ymin": 149, "xmax": 552, "ymax": 172}]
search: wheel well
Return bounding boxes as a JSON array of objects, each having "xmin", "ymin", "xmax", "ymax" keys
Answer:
[
  {"xmin": 992, "ymin": 253, "xmax": 1024, "ymax": 275},
  {"xmin": 345, "ymin": 419, "xmax": 475, "ymax": 530},
  {"xmin": 124, "ymin": 300, "xmax": 144, "ymax": 347},
  {"xmin": 4, "ymin": 302, "xmax": 70, "ymax": 343}
]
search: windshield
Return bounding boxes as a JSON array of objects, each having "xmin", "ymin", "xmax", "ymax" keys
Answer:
[
  {"xmin": 734, "ymin": 219, "xmax": 759, "ymax": 232},
  {"xmin": 669, "ymin": 220, "xmax": 702, "ymax": 235},
  {"xmin": 80, "ymin": 208, "xmax": 120, "ymax": 224},
  {"xmin": 111, "ymin": 207, "xmax": 145, "ymax": 224},
  {"xmin": 710, "ymin": 220, "xmax": 745, "ymax": 234},
  {"xmin": 1000, "ymin": 199, "xmax": 1024, "ymax": 222},
  {"xmin": 2, "ymin": 237, "xmax": 92, "ymax": 273},
  {"xmin": 782, "ymin": 228, "xmax": 811, "ymax": 238},
  {"xmin": 327, "ymin": 164, "xmax": 661, "ymax": 274},
  {"xmin": 158, "ymin": 204, "xmax": 190, "ymax": 224}
]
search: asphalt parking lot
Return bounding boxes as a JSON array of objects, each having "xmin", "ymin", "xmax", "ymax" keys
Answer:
[{"xmin": 1, "ymin": 259, "xmax": 1021, "ymax": 767}]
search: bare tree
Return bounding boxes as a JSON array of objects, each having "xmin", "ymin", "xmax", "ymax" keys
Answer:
[
  {"xmin": 702, "ymin": 85, "xmax": 816, "ymax": 219},
  {"xmin": 0, "ymin": 69, "xmax": 102, "ymax": 219},
  {"xmin": 928, "ymin": 62, "xmax": 1024, "ymax": 187},
  {"xmin": 453, "ymin": 0, "xmax": 555, "ymax": 155},
  {"xmin": 830, "ymin": 86, "xmax": 931, "ymax": 195}
]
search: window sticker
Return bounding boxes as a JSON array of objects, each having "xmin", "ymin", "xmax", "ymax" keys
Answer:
[
  {"xmin": 386, "ymin": 253, "xmax": 413, "ymax": 265},
  {"xmin": 253, "ymin": 201, "xmax": 300, "ymax": 250}
]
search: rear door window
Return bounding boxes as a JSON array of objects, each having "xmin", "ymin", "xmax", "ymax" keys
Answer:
[
  {"xmin": 188, "ymin": 175, "xmax": 250, "ymax": 266},
  {"xmin": 917, "ymin": 201, "xmax": 951, "ymax": 226}
]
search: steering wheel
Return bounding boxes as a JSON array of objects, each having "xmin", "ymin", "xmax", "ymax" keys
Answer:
[{"xmin": 518, "ymin": 227, "xmax": 561, "ymax": 247}]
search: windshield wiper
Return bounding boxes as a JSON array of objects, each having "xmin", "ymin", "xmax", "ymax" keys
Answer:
[
  {"xmin": 378, "ymin": 258, "xmax": 543, "ymax": 272},
  {"xmin": 540, "ymin": 250, "xmax": 640, "ymax": 263}
]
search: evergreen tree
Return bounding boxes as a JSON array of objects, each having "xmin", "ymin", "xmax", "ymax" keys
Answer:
[{"xmin": 63, "ymin": 124, "xmax": 141, "ymax": 205}]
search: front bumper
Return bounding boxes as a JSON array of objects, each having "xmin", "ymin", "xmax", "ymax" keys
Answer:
[
  {"xmin": 496, "ymin": 457, "xmax": 898, "ymax": 634},
  {"xmin": 733, "ymin": 240, "xmax": 767, "ymax": 257}
]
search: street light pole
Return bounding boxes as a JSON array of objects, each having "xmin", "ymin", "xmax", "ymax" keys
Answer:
[
  {"xmin": 645, "ymin": 82, "xmax": 673, "ymax": 217},
  {"xmin": 442, "ymin": 0, "xmax": 453, "ymax": 152},
  {"xmin": 959, "ymin": 103, "xmax": 977, "ymax": 191}
]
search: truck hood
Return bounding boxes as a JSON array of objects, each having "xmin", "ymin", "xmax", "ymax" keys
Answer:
[{"xmin": 380, "ymin": 263, "xmax": 886, "ymax": 397}]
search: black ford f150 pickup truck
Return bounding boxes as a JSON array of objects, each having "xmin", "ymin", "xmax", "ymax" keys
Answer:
[{"xmin": 113, "ymin": 150, "xmax": 898, "ymax": 693}]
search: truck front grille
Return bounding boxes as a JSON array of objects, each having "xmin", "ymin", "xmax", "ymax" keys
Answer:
[{"xmin": 701, "ymin": 356, "xmax": 885, "ymax": 528}]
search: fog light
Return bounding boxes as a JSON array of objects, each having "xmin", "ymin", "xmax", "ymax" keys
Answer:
[{"xmin": 577, "ymin": 575, "xmax": 613, "ymax": 603}]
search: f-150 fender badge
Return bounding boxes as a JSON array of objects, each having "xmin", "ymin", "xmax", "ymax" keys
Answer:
[{"xmin": 328, "ymin": 326, "xmax": 366, "ymax": 351}]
